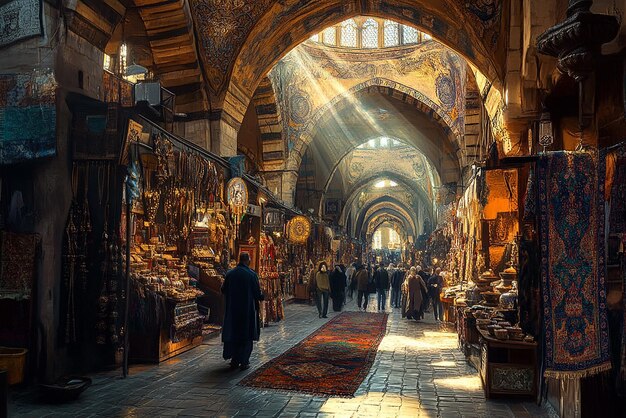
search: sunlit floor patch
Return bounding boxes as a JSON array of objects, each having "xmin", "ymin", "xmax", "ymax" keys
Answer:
[{"xmin": 434, "ymin": 374, "xmax": 483, "ymax": 391}]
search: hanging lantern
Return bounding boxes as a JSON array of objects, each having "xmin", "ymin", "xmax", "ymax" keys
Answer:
[
  {"xmin": 538, "ymin": 111, "xmax": 553, "ymax": 153},
  {"xmin": 118, "ymin": 43, "xmax": 128, "ymax": 76}
]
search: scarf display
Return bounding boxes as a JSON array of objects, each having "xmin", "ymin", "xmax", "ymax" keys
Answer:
[{"xmin": 539, "ymin": 151, "xmax": 611, "ymax": 379}]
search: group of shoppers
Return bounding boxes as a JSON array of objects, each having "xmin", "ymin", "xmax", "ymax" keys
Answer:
[
  {"xmin": 308, "ymin": 260, "xmax": 446, "ymax": 321},
  {"xmin": 401, "ymin": 265, "xmax": 445, "ymax": 321},
  {"xmin": 342, "ymin": 262, "xmax": 446, "ymax": 320},
  {"xmin": 219, "ymin": 252, "xmax": 447, "ymax": 371}
]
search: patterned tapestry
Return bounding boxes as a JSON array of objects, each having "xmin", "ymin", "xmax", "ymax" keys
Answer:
[
  {"xmin": 0, "ymin": 0, "xmax": 43, "ymax": 49},
  {"xmin": 0, "ymin": 69, "xmax": 57, "ymax": 164},
  {"xmin": 539, "ymin": 151, "xmax": 611, "ymax": 379}
]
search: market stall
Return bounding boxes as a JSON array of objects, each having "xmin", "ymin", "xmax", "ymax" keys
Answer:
[{"xmin": 121, "ymin": 116, "xmax": 230, "ymax": 363}]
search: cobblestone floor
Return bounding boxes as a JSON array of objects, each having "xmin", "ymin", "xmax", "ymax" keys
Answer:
[{"xmin": 10, "ymin": 296, "xmax": 556, "ymax": 417}]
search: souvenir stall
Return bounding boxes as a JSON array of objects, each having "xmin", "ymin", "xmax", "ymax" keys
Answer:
[
  {"xmin": 121, "ymin": 116, "xmax": 228, "ymax": 363},
  {"xmin": 230, "ymin": 177, "xmax": 287, "ymax": 326},
  {"xmin": 258, "ymin": 231, "xmax": 285, "ymax": 324},
  {"xmin": 262, "ymin": 207, "xmax": 296, "ymax": 303},
  {"xmin": 435, "ymin": 167, "xmax": 540, "ymax": 399},
  {"xmin": 286, "ymin": 215, "xmax": 313, "ymax": 301}
]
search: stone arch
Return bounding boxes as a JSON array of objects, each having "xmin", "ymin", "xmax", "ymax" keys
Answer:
[
  {"xmin": 317, "ymin": 142, "xmax": 442, "ymax": 216},
  {"xmin": 286, "ymin": 78, "xmax": 463, "ymax": 173},
  {"xmin": 366, "ymin": 214, "xmax": 411, "ymax": 241},
  {"xmin": 220, "ymin": 0, "xmax": 506, "ymax": 126},
  {"xmin": 365, "ymin": 212, "xmax": 412, "ymax": 241},
  {"xmin": 352, "ymin": 195, "xmax": 419, "ymax": 239},
  {"xmin": 340, "ymin": 173, "xmax": 434, "ymax": 227},
  {"xmin": 250, "ymin": 76, "xmax": 285, "ymax": 166}
]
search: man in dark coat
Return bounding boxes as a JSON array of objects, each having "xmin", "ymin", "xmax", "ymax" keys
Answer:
[
  {"xmin": 355, "ymin": 264, "xmax": 369, "ymax": 311},
  {"xmin": 374, "ymin": 263, "xmax": 390, "ymax": 311},
  {"xmin": 329, "ymin": 264, "xmax": 346, "ymax": 312},
  {"xmin": 428, "ymin": 268, "xmax": 445, "ymax": 321},
  {"xmin": 221, "ymin": 252, "xmax": 264, "ymax": 370},
  {"xmin": 391, "ymin": 265, "xmax": 405, "ymax": 308}
]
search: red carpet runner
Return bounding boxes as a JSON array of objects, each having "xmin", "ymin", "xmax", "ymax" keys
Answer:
[{"xmin": 240, "ymin": 311, "xmax": 388, "ymax": 396}]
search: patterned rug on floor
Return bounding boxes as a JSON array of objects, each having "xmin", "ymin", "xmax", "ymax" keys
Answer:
[{"xmin": 239, "ymin": 311, "xmax": 388, "ymax": 396}]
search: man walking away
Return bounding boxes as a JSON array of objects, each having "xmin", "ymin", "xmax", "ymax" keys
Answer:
[
  {"xmin": 355, "ymin": 264, "xmax": 369, "ymax": 311},
  {"xmin": 221, "ymin": 252, "xmax": 264, "ymax": 370},
  {"xmin": 391, "ymin": 265, "xmax": 405, "ymax": 308},
  {"xmin": 375, "ymin": 263, "xmax": 390, "ymax": 311},
  {"xmin": 428, "ymin": 268, "xmax": 445, "ymax": 321}
]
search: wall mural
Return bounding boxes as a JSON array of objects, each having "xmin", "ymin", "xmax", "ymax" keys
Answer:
[
  {"xmin": 223, "ymin": 0, "xmax": 504, "ymax": 109},
  {"xmin": 191, "ymin": 0, "xmax": 274, "ymax": 94},
  {"xmin": 0, "ymin": 0, "xmax": 43, "ymax": 49},
  {"xmin": 271, "ymin": 40, "xmax": 467, "ymax": 172},
  {"xmin": 0, "ymin": 69, "xmax": 57, "ymax": 164},
  {"xmin": 464, "ymin": 0, "xmax": 502, "ymax": 48}
]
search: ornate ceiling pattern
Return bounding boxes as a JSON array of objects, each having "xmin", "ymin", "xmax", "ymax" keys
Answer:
[
  {"xmin": 221, "ymin": 0, "xmax": 505, "ymax": 118},
  {"xmin": 270, "ymin": 40, "xmax": 467, "ymax": 169}
]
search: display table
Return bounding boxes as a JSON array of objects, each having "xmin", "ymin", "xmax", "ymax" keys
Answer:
[
  {"xmin": 476, "ymin": 327, "xmax": 538, "ymax": 399},
  {"xmin": 130, "ymin": 295, "xmax": 204, "ymax": 363},
  {"xmin": 295, "ymin": 283, "xmax": 309, "ymax": 301},
  {"xmin": 457, "ymin": 309, "xmax": 479, "ymax": 353},
  {"xmin": 440, "ymin": 297, "xmax": 455, "ymax": 322}
]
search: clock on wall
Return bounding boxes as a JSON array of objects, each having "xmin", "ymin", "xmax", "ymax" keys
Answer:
[{"xmin": 226, "ymin": 177, "xmax": 248, "ymax": 212}]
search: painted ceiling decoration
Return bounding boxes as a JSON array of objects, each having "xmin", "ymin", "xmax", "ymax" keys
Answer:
[
  {"xmin": 270, "ymin": 40, "xmax": 467, "ymax": 165},
  {"xmin": 190, "ymin": 0, "xmax": 274, "ymax": 95},
  {"xmin": 224, "ymin": 0, "xmax": 505, "ymax": 112}
]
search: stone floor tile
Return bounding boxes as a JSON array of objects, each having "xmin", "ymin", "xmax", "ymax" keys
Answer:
[{"xmin": 9, "ymin": 301, "xmax": 557, "ymax": 418}]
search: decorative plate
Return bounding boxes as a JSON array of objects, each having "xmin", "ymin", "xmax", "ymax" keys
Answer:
[
  {"xmin": 226, "ymin": 177, "xmax": 248, "ymax": 210},
  {"xmin": 288, "ymin": 215, "xmax": 311, "ymax": 244}
]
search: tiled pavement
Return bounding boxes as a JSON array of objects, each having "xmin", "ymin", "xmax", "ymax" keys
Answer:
[{"xmin": 10, "ymin": 296, "xmax": 557, "ymax": 417}]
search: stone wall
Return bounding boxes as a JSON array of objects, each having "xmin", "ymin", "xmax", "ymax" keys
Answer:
[{"xmin": 0, "ymin": 2, "xmax": 107, "ymax": 381}]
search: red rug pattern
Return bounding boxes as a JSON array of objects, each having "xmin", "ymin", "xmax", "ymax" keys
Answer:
[{"xmin": 240, "ymin": 311, "xmax": 388, "ymax": 396}]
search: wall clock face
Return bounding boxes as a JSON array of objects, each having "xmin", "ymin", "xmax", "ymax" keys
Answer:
[{"xmin": 227, "ymin": 177, "xmax": 248, "ymax": 208}]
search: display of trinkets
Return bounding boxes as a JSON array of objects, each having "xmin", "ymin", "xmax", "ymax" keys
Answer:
[{"xmin": 61, "ymin": 162, "xmax": 122, "ymax": 349}]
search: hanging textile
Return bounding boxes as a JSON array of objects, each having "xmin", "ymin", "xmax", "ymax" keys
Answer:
[{"xmin": 539, "ymin": 151, "xmax": 611, "ymax": 379}]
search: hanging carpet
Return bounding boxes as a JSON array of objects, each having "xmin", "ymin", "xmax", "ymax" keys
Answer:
[
  {"xmin": 538, "ymin": 151, "xmax": 611, "ymax": 379},
  {"xmin": 240, "ymin": 312, "xmax": 388, "ymax": 396}
]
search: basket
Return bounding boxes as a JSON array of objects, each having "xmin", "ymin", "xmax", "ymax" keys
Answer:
[{"xmin": 0, "ymin": 347, "xmax": 28, "ymax": 385}]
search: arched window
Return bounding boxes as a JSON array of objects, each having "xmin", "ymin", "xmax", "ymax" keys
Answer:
[
  {"xmin": 362, "ymin": 18, "xmax": 378, "ymax": 48},
  {"xmin": 383, "ymin": 20, "xmax": 399, "ymax": 47},
  {"xmin": 402, "ymin": 25, "xmax": 419, "ymax": 44},
  {"xmin": 310, "ymin": 33, "xmax": 319, "ymax": 42},
  {"xmin": 323, "ymin": 27, "xmax": 336, "ymax": 45},
  {"xmin": 423, "ymin": 33, "xmax": 432, "ymax": 41},
  {"xmin": 341, "ymin": 19, "xmax": 357, "ymax": 47}
]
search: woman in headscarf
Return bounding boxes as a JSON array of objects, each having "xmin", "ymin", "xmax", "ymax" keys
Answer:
[
  {"xmin": 329, "ymin": 264, "xmax": 346, "ymax": 312},
  {"xmin": 404, "ymin": 266, "xmax": 427, "ymax": 320}
]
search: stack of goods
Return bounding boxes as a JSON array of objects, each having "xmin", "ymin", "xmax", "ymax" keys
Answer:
[
  {"xmin": 131, "ymin": 272, "xmax": 203, "ymax": 301},
  {"xmin": 169, "ymin": 300, "xmax": 204, "ymax": 342},
  {"xmin": 472, "ymin": 307, "xmax": 532, "ymax": 342}
]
